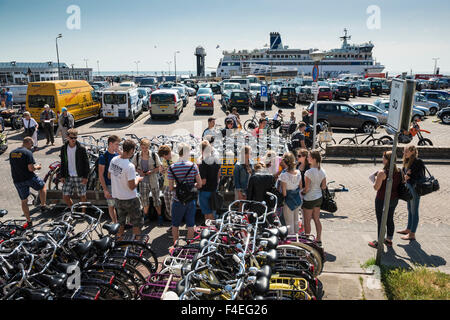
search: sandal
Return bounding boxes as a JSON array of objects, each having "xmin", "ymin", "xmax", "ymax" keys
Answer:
[
  {"xmin": 400, "ymin": 235, "xmax": 416, "ymax": 241},
  {"xmin": 368, "ymin": 240, "xmax": 378, "ymax": 248},
  {"xmin": 397, "ymin": 230, "xmax": 409, "ymax": 235},
  {"xmin": 384, "ymin": 239, "xmax": 393, "ymax": 247}
]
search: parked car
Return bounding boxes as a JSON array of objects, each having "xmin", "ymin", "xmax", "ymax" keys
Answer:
[
  {"xmin": 307, "ymin": 101, "xmax": 379, "ymax": 133},
  {"xmin": 226, "ymin": 90, "xmax": 251, "ymax": 112},
  {"xmin": 352, "ymin": 103, "xmax": 388, "ymax": 125},
  {"xmin": 196, "ymin": 87, "xmax": 214, "ymax": 100},
  {"xmin": 137, "ymin": 87, "xmax": 151, "ymax": 111},
  {"xmin": 221, "ymin": 82, "xmax": 241, "ymax": 94},
  {"xmin": 253, "ymin": 91, "xmax": 274, "ymax": 109},
  {"xmin": 374, "ymin": 99, "xmax": 425, "ymax": 122},
  {"xmin": 119, "ymin": 81, "xmax": 137, "ymax": 88},
  {"xmin": 176, "ymin": 83, "xmax": 196, "ymax": 96},
  {"xmin": 149, "ymin": 89, "xmax": 183, "ymax": 120},
  {"xmin": 420, "ymin": 90, "xmax": 450, "ymax": 110},
  {"xmin": 249, "ymin": 83, "xmax": 262, "ymax": 101},
  {"xmin": 381, "ymin": 82, "xmax": 391, "ymax": 94},
  {"xmin": 347, "ymin": 82, "xmax": 358, "ymax": 98},
  {"xmin": 355, "ymin": 81, "xmax": 372, "ymax": 97},
  {"xmin": 296, "ymin": 86, "xmax": 313, "ymax": 103},
  {"xmin": 317, "ymin": 86, "xmax": 332, "ymax": 101},
  {"xmin": 102, "ymin": 86, "xmax": 143, "ymax": 122},
  {"xmin": 437, "ymin": 107, "xmax": 450, "ymax": 124},
  {"xmin": 195, "ymin": 94, "xmax": 214, "ymax": 114},
  {"xmin": 137, "ymin": 77, "xmax": 158, "ymax": 88},
  {"xmin": 331, "ymin": 83, "xmax": 350, "ymax": 100},
  {"xmin": 368, "ymin": 80, "xmax": 382, "ymax": 96},
  {"xmin": 172, "ymin": 86, "xmax": 188, "ymax": 108},
  {"xmin": 414, "ymin": 93, "xmax": 439, "ymax": 115},
  {"xmin": 274, "ymin": 87, "xmax": 296, "ymax": 107}
]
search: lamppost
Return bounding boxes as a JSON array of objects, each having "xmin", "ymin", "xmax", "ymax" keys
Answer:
[
  {"xmin": 56, "ymin": 34, "xmax": 63, "ymax": 80},
  {"xmin": 310, "ymin": 50, "xmax": 327, "ymax": 150},
  {"xmin": 97, "ymin": 60, "xmax": 100, "ymax": 77},
  {"xmin": 71, "ymin": 64, "xmax": 75, "ymax": 80},
  {"xmin": 174, "ymin": 51, "xmax": 180, "ymax": 84},
  {"xmin": 83, "ymin": 59, "xmax": 89, "ymax": 68},
  {"xmin": 134, "ymin": 60, "xmax": 141, "ymax": 76},
  {"xmin": 432, "ymin": 57, "xmax": 440, "ymax": 74}
]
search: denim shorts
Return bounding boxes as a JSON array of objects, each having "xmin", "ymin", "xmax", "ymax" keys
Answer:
[
  {"xmin": 199, "ymin": 191, "xmax": 215, "ymax": 216},
  {"xmin": 171, "ymin": 200, "xmax": 196, "ymax": 228},
  {"xmin": 14, "ymin": 176, "xmax": 45, "ymax": 201}
]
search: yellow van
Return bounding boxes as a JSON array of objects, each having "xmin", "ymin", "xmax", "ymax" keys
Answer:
[{"xmin": 26, "ymin": 80, "xmax": 101, "ymax": 125}]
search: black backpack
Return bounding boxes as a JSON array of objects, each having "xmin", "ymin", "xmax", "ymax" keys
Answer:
[{"xmin": 169, "ymin": 164, "xmax": 196, "ymax": 205}]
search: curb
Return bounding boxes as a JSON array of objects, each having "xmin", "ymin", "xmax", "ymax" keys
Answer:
[{"xmin": 322, "ymin": 157, "xmax": 450, "ymax": 165}]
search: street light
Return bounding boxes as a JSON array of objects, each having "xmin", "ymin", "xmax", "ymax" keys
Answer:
[
  {"xmin": 56, "ymin": 34, "xmax": 63, "ymax": 80},
  {"xmin": 432, "ymin": 57, "xmax": 440, "ymax": 75},
  {"xmin": 310, "ymin": 50, "xmax": 327, "ymax": 150},
  {"xmin": 97, "ymin": 60, "xmax": 100, "ymax": 77},
  {"xmin": 134, "ymin": 60, "xmax": 141, "ymax": 76},
  {"xmin": 83, "ymin": 58, "xmax": 89, "ymax": 68},
  {"xmin": 174, "ymin": 51, "xmax": 180, "ymax": 84}
]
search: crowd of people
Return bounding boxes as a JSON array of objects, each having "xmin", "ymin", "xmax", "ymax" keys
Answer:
[{"xmin": 7, "ymin": 112, "xmax": 426, "ymax": 249}]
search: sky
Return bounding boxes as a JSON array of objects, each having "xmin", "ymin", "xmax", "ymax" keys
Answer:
[{"xmin": 1, "ymin": 0, "xmax": 449, "ymax": 74}]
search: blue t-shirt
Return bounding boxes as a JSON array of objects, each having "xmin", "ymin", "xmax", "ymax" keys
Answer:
[
  {"xmin": 5, "ymin": 91, "xmax": 13, "ymax": 102},
  {"xmin": 9, "ymin": 147, "xmax": 36, "ymax": 183},
  {"xmin": 98, "ymin": 151, "xmax": 118, "ymax": 186}
]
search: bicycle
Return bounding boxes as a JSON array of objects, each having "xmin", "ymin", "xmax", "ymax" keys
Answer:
[{"xmin": 338, "ymin": 128, "xmax": 383, "ymax": 146}]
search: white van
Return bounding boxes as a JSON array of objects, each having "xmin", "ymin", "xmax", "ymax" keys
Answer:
[
  {"xmin": 150, "ymin": 89, "xmax": 183, "ymax": 120},
  {"xmin": 5, "ymin": 85, "xmax": 28, "ymax": 104},
  {"xmin": 229, "ymin": 77, "xmax": 250, "ymax": 91},
  {"xmin": 101, "ymin": 86, "xmax": 143, "ymax": 122}
]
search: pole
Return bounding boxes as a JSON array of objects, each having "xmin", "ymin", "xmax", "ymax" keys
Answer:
[
  {"xmin": 97, "ymin": 60, "xmax": 100, "ymax": 77},
  {"xmin": 375, "ymin": 131, "xmax": 399, "ymax": 265},
  {"xmin": 312, "ymin": 90, "xmax": 318, "ymax": 149},
  {"xmin": 56, "ymin": 38, "xmax": 61, "ymax": 80},
  {"xmin": 174, "ymin": 52, "xmax": 177, "ymax": 84}
]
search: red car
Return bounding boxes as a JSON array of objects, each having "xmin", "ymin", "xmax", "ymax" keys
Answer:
[
  {"xmin": 195, "ymin": 94, "xmax": 214, "ymax": 114},
  {"xmin": 318, "ymin": 86, "xmax": 332, "ymax": 101}
]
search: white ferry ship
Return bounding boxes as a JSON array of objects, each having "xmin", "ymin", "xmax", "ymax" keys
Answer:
[{"xmin": 217, "ymin": 29, "xmax": 384, "ymax": 78}]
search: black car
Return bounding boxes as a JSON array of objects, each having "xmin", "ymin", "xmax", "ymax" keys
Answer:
[
  {"xmin": 275, "ymin": 87, "xmax": 296, "ymax": 107},
  {"xmin": 369, "ymin": 81, "xmax": 382, "ymax": 96},
  {"xmin": 331, "ymin": 84, "xmax": 350, "ymax": 100},
  {"xmin": 253, "ymin": 92, "xmax": 273, "ymax": 109},
  {"xmin": 307, "ymin": 101, "xmax": 379, "ymax": 133},
  {"xmin": 227, "ymin": 90, "xmax": 251, "ymax": 112},
  {"xmin": 347, "ymin": 82, "xmax": 358, "ymax": 98},
  {"xmin": 437, "ymin": 107, "xmax": 450, "ymax": 124}
]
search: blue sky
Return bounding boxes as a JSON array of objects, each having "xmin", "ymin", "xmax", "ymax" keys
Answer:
[{"xmin": 1, "ymin": 0, "xmax": 449, "ymax": 74}]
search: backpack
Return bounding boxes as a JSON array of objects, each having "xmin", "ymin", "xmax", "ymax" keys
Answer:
[
  {"xmin": 169, "ymin": 164, "xmax": 196, "ymax": 204},
  {"xmin": 135, "ymin": 151, "xmax": 157, "ymax": 173}
]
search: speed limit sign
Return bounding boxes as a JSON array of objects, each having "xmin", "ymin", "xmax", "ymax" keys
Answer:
[{"xmin": 387, "ymin": 79, "xmax": 406, "ymax": 132}]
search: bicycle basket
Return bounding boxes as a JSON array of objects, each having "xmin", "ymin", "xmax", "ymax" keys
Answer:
[
  {"xmin": 139, "ymin": 273, "xmax": 181, "ymax": 300},
  {"xmin": 318, "ymin": 131, "xmax": 333, "ymax": 143}
]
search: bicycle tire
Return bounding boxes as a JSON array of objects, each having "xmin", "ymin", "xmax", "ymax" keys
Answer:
[
  {"xmin": 277, "ymin": 243, "xmax": 323, "ymax": 276},
  {"xmin": 113, "ymin": 241, "xmax": 159, "ymax": 273},
  {"xmin": 418, "ymin": 138, "xmax": 433, "ymax": 146},
  {"xmin": 244, "ymin": 119, "xmax": 257, "ymax": 132},
  {"xmin": 83, "ymin": 270, "xmax": 133, "ymax": 299},
  {"xmin": 338, "ymin": 138, "xmax": 356, "ymax": 145},
  {"xmin": 366, "ymin": 138, "xmax": 382, "ymax": 146},
  {"xmin": 104, "ymin": 252, "xmax": 153, "ymax": 282},
  {"xmin": 378, "ymin": 135, "xmax": 393, "ymax": 145},
  {"xmin": 80, "ymin": 278, "xmax": 126, "ymax": 300},
  {"xmin": 85, "ymin": 264, "xmax": 140, "ymax": 297}
]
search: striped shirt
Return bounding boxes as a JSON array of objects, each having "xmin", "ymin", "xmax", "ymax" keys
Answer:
[{"xmin": 167, "ymin": 160, "xmax": 199, "ymax": 200}]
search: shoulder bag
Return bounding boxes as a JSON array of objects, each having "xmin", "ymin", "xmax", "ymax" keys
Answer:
[{"xmin": 415, "ymin": 165, "xmax": 439, "ymax": 196}]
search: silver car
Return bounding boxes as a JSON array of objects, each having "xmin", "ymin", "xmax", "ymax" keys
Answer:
[
  {"xmin": 352, "ymin": 103, "xmax": 388, "ymax": 125},
  {"xmin": 374, "ymin": 99, "xmax": 425, "ymax": 122},
  {"xmin": 414, "ymin": 93, "xmax": 440, "ymax": 115}
]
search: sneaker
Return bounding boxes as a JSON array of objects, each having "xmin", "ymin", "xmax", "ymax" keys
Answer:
[
  {"xmin": 40, "ymin": 205, "xmax": 50, "ymax": 212},
  {"xmin": 368, "ymin": 240, "xmax": 378, "ymax": 248}
]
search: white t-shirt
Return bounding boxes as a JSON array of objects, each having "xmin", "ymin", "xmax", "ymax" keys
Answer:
[
  {"xmin": 304, "ymin": 167, "xmax": 326, "ymax": 201},
  {"xmin": 108, "ymin": 156, "xmax": 138, "ymax": 200},
  {"xmin": 23, "ymin": 118, "xmax": 38, "ymax": 129},
  {"xmin": 279, "ymin": 170, "xmax": 302, "ymax": 190},
  {"xmin": 67, "ymin": 145, "xmax": 77, "ymax": 177}
]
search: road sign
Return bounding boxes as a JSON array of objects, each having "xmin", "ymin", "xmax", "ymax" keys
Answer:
[
  {"xmin": 387, "ymin": 79, "xmax": 414, "ymax": 132},
  {"xmin": 312, "ymin": 65, "xmax": 319, "ymax": 82},
  {"xmin": 311, "ymin": 82, "xmax": 319, "ymax": 95},
  {"xmin": 260, "ymin": 85, "xmax": 268, "ymax": 102}
]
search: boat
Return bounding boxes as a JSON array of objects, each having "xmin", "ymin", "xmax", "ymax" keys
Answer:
[{"xmin": 217, "ymin": 29, "xmax": 385, "ymax": 79}]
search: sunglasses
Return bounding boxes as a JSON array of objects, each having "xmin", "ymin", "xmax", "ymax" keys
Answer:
[{"xmin": 68, "ymin": 136, "xmax": 78, "ymax": 140}]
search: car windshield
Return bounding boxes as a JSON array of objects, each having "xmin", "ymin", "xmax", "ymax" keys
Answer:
[
  {"xmin": 140, "ymin": 79, "xmax": 156, "ymax": 85},
  {"xmin": 231, "ymin": 92, "xmax": 248, "ymax": 99},
  {"xmin": 224, "ymin": 84, "xmax": 240, "ymax": 90},
  {"xmin": 281, "ymin": 89, "xmax": 294, "ymax": 95},
  {"xmin": 250, "ymin": 85, "xmax": 261, "ymax": 91},
  {"xmin": 138, "ymin": 89, "xmax": 147, "ymax": 95},
  {"xmin": 151, "ymin": 94, "xmax": 174, "ymax": 104},
  {"xmin": 197, "ymin": 96, "xmax": 211, "ymax": 102},
  {"xmin": 319, "ymin": 88, "xmax": 330, "ymax": 92},
  {"xmin": 104, "ymin": 94, "xmax": 127, "ymax": 104},
  {"xmin": 28, "ymin": 95, "xmax": 55, "ymax": 108}
]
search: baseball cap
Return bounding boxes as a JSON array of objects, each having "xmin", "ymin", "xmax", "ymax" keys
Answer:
[{"xmin": 61, "ymin": 107, "xmax": 68, "ymax": 112}]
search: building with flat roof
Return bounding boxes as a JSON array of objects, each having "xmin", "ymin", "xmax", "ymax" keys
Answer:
[{"xmin": 0, "ymin": 61, "xmax": 92, "ymax": 85}]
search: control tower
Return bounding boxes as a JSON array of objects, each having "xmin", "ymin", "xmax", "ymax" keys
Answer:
[{"xmin": 195, "ymin": 46, "xmax": 206, "ymax": 77}]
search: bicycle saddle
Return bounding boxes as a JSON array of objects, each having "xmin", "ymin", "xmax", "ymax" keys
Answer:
[
  {"xmin": 93, "ymin": 237, "xmax": 113, "ymax": 252},
  {"xmin": 36, "ymin": 273, "xmax": 67, "ymax": 290},
  {"xmin": 102, "ymin": 223, "xmax": 120, "ymax": 235},
  {"xmin": 254, "ymin": 276, "xmax": 270, "ymax": 295},
  {"xmin": 56, "ymin": 262, "xmax": 79, "ymax": 273},
  {"xmin": 200, "ymin": 229, "xmax": 216, "ymax": 240},
  {"xmin": 256, "ymin": 265, "xmax": 272, "ymax": 279},
  {"xmin": 74, "ymin": 241, "xmax": 93, "ymax": 256},
  {"xmin": 259, "ymin": 235, "xmax": 279, "ymax": 250},
  {"xmin": 277, "ymin": 226, "xmax": 288, "ymax": 240},
  {"xmin": 0, "ymin": 209, "xmax": 7, "ymax": 217},
  {"xmin": 264, "ymin": 249, "xmax": 278, "ymax": 263},
  {"xmin": 18, "ymin": 287, "xmax": 54, "ymax": 300}
]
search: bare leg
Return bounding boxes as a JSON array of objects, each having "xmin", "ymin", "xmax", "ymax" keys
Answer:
[
  {"xmin": 39, "ymin": 185, "xmax": 47, "ymax": 207},
  {"xmin": 117, "ymin": 225, "xmax": 126, "ymax": 241},
  {"xmin": 172, "ymin": 226, "xmax": 179, "ymax": 244},
  {"xmin": 108, "ymin": 206, "xmax": 117, "ymax": 223},
  {"xmin": 187, "ymin": 227, "xmax": 195, "ymax": 241},
  {"xmin": 21, "ymin": 199, "xmax": 31, "ymax": 222},
  {"xmin": 303, "ymin": 208, "xmax": 313, "ymax": 236},
  {"xmin": 63, "ymin": 195, "xmax": 73, "ymax": 208},
  {"xmin": 312, "ymin": 207, "xmax": 322, "ymax": 241}
]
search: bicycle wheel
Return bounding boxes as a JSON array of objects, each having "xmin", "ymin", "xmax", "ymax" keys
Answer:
[
  {"xmin": 338, "ymin": 138, "xmax": 356, "ymax": 145},
  {"xmin": 418, "ymin": 138, "xmax": 433, "ymax": 146},
  {"xmin": 107, "ymin": 251, "xmax": 154, "ymax": 280},
  {"xmin": 277, "ymin": 243, "xmax": 323, "ymax": 276},
  {"xmin": 366, "ymin": 138, "xmax": 382, "ymax": 146},
  {"xmin": 84, "ymin": 270, "xmax": 133, "ymax": 299},
  {"xmin": 378, "ymin": 135, "xmax": 393, "ymax": 145},
  {"xmin": 244, "ymin": 119, "xmax": 257, "ymax": 132},
  {"xmin": 318, "ymin": 138, "xmax": 336, "ymax": 151},
  {"xmin": 114, "ymin": 241, "xmax": 159, "ymax": 273}
]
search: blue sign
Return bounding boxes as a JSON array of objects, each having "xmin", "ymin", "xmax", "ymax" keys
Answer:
[
  {"xmin": 261, "ymin": 85, "xmax": 268, "ymax": 97},
  {"xmin": 312, "ymin": 65, "xmax": 319, "ymax": 82}
]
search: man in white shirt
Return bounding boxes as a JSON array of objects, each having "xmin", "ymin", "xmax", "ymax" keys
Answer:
[{"xmin": 108, "ymin": 139, "xmax": 144, "ymax": 239}]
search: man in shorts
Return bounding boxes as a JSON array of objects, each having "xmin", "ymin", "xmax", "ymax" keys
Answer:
[
  {"xmin": 60, "ymin": 129, "xmax": 90, "ymax": 209},
  {"xmin": 10, "ymin": 137, "xmax": 49, "ymax": 225},
  {"xmin": 108, "ymin": 139, "xmax": 144, "ymax": 239},
  {"xmin": 98, "ymin": 135, "xmax": 120, "ymax": 223}
]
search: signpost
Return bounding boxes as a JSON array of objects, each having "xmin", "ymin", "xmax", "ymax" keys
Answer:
[
  {"xmin": 261, "ymin": 85, "xmax": 268, "ymax": 112},
  {"xmin": 312, "ymin": 65, "xmax": 319, "ymax": 82},
  {"xmin": 376, "ymin": 79, "xmax": 415, "ymax": 265}
]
